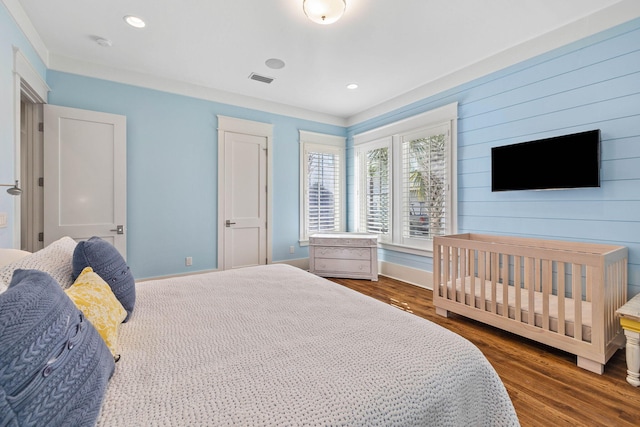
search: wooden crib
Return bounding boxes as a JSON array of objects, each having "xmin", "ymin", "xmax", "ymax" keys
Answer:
[{"xmin": 433, "ymin": 233, "xmax": 628, "ymax": 374}]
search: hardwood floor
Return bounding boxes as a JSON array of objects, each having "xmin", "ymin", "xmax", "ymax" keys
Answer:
[{"xmin": 327, "ymin": 275, "xmax": 640, "ymax": 426}]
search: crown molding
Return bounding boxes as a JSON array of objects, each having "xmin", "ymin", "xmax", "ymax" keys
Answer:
[
  {"xmin": 48, "ymin": 54, "xmax": 346, "ymax": 127},
  {"xmin": 2, "ymin": 0, "xmax": 48, "ymax": 66},
  {"xmin": 346, "ymin": 0, "xmax": 640, "ymax": 127},
  {"xmin": 6, "ymin": 0, "xmax": 639, "ymax": 129}
]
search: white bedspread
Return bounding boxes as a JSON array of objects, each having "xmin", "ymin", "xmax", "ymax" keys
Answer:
[{"xmin": 97, "ymin": 264, "xmax": 519, "ymax": 426}]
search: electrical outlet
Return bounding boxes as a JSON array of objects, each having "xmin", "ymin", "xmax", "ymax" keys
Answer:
[
  {"xmin": 289, "ymin": 245, "xmax": 295, "ymax": 254},
  {"xmin": 185, "ymin": 257, "xmax": 193, "ymax": 266}
]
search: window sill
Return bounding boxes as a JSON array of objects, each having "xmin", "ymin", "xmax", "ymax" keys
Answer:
[
  {"xmin": 303, "ymin": 237, "xmax": 434, "ymax": 257},
  {"xmin": 378, "ymin": 242, "xmax": 433, "ymax": 257}
]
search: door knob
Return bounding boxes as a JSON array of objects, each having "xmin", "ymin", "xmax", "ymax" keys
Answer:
[
  {"xmin": 110, "ymin": 225, "xmax": 124, "ymax": 234},
  {"xmin": 225, "ymin": 220, "xmax": 236, "ymax": 227}
]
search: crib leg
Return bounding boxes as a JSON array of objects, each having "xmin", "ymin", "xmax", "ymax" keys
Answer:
[
  {"xmin": 577, "ymin": 357, "xmax": 604, "ymax": 375},
  {"xmin": 435, "ymin": 307, "xmax": 449, "ymax": 317}
]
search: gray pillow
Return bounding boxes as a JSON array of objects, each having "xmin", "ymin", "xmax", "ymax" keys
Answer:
[{"xmin": 0, "ymin": 269, "xmax": 115, "ymax": 426}]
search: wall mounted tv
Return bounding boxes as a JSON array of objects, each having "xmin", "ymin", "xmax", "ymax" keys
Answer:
[{"xmin": 491, "ymin": 129, "xmax": 600, "ymax": 192}]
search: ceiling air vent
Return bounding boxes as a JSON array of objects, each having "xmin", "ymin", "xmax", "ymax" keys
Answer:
[{"xmin": 249, "ymin": 73, "xmax": 274, "ymax": 84}]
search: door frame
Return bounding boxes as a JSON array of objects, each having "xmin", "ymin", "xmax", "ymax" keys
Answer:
[
  {"xmin": 12, "ymin": 48, "xmax": 50, "ymax": 249},
  {"xmin": 217, "ymin": 115, "xmax": 273, "ymax": 270},
  {"xmin": 20, "ymin": 99, "xmax": 44, "ymax": 253}
]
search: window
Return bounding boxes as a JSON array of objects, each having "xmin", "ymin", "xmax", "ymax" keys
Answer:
[
  {"xmin": 355, "ymin": 138, "xmax": 392, "ymax": 243},
  {"xmin": 299, "ymin": 131, "xmax": 346, "ymax": 244},
  {"xmin": 354, "ymin": 103, "xmax": 457, "ymax": 253}
]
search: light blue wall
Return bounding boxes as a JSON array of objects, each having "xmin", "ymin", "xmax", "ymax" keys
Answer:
[
  {"xmin": 0, "ymin": 3, "xmax": 46, "ymax": 248},
  {"xmin": 46, "ymin": 72, "xmax": 345, "ymax": 279},
  {"xmin": 3, "ymin": 1, "xmax": 640, "ymax": 297},
  {"xmin": 347, "ymin": 18, "xmax": 640, "ymax": 296}
]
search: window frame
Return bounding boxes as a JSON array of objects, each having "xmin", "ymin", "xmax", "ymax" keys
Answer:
[
  {"xmin": 299, "ymin": 130, "xmax": 346, "ymax": 245},
  {"xmin": 353, "ymin": 102, "xmax": 458, "ymax": 255}
]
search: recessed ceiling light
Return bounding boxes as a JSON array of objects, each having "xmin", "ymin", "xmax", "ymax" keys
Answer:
[
  {"xmin": 124, "ymin": 15, "xmax": 146, "ymax": 28},
  {"xmin": 265, "ymin": 58, "xmax": 285, "ymax": 70},
  {"xmin": 346, "ymin": 83, "xmax": 358, "ymax": 90}
]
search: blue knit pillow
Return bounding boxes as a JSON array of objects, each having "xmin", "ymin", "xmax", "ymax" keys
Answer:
[
  {"xmin": 0, "ymin": 269, "xmax": 114, "ymax": 427},
  {"xmin": 72, "ymin": 237, "xmax": 135, "ymax": 322}
]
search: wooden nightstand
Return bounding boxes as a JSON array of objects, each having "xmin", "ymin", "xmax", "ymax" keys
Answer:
[{"xmin": 617, "ymin": 294, "xmax": 640, "ymax": 386}]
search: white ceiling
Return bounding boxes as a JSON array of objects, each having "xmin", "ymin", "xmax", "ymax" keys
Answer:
[{"xmin": 11, "ymin": 0, "xmax": 639, "ymax": 123}]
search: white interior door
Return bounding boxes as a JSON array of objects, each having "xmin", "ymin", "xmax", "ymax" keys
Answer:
[
  {"xmin": 223, "ymin": 131, "xmax": 267, "ymax": 269},
  {"xmin": 43, "ymin": 104, "xmax": 127, "ymax": 257}
]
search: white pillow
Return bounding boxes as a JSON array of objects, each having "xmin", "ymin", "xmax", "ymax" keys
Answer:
[
  {"xmin": 0, "ymin": 249, "xmax": 32, "ymax": 294},
  {"xmin": 0, "ymin": 248, "xmax": 32, "ymax": 267},
  {"xmin": 0, "ymin": 237, "xmax": 77, "ymax": 289}
]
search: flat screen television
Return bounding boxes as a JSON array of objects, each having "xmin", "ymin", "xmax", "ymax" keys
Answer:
[{"xmin": 491, "ymin": 129, "xmax": 600, "ymax": 192}]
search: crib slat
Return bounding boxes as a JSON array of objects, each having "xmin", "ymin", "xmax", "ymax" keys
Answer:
[
  {"xmin": 514, "ymin": 256, "xmax": 522, "ymax": 322},
  {"xmin": 491, "ymin": 252, "xmax": 498, "ymax": 314},
  {"xmin": 479, "ymin": 250, "xmax": 486, "ymax": 311},
  {"xmin": 525, "ymin": 257, "xmax": 535, "ymax": 325},
  {"xmin": 542, "ymin": 259, "xmax": 551, "ymax": 331},
  {"xmin": 572, "ymin": 263, "xmax": 583, "ymax": 342},
  {"xmin": 470, "ymin": 250, "xmax": 477, "ymax": 309},
  {"xmin": 534, "ymin": 258, "xmax": 542, "ymax": 326},
  {"xmin": 460, "ymin": 248, "xmax": 467, "ymax": 306},
  {"xmin": 502, "ymin": 254, "xmax": 509, "ymax": 318},
  {"xmin": 557, "ymin": 262, "xmax": 566, "ymax": 336},
  {"xmin": 443, "ymin": 245, "xmax": 450, "ymax": 299},
  {"xmin": 452, "ymin": 247, "xmax": 459, "ymax": 303},
  {"xmin": 586, "ymin": 263, "xmax": 592, "ymax": 302},
  {"xmin": 434, "ymin": 242, "xmax": 441, "ymax": 298}
]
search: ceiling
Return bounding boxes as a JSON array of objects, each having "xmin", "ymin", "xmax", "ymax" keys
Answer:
[{"xmin": 11, "ymin": 0, "xmax": 637, "ymax": 122}]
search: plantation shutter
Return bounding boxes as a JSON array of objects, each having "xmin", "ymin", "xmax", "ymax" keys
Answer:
[
  {"xmin": 362, "ymin": 146, "xmax": 391, "ymax": 240},
  {"xmin": 299, "ymin": 132, "xmax": 345, "ymax": 243},
  {"xmin": 306, "ymin": 149, "xmax": 341, "ymax": 235},
  {"xmin": 401, "ymin": 125, "xmax": 449, "ymax": 243}
]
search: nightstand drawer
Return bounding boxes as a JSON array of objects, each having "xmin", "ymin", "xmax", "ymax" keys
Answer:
[
  {"xmin": 313, "ymin": 258, "xmax": 372, "ymax": 274},
  {"xmin": 309, "ymin": 236, "xmax": 377, "ymax": 247},
  {"xmin": 313, "ymin": 246, "xmax": 371, "ymax": 260}
]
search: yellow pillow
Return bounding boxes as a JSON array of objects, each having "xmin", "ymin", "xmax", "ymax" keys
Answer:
[{"xmin": 65, "ymin": 266, "xmax": 127, "ymax": 358}]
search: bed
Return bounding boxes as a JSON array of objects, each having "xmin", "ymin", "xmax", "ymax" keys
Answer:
[{"xmin": 0, "ymin": 237, "xmax": 519, "ymax": 426}]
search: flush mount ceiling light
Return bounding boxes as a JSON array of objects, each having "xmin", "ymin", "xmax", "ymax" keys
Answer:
[
  {"xmin": 124, "ymin": 15, "xmax": 146, "ymax": 28},
  {"xmin": 346, "ymin": 83, "xmax": 358, "ymax": 90},
  {"xmin": 303, "ymin": 0, "xmax": 346, "ymax": 25}
]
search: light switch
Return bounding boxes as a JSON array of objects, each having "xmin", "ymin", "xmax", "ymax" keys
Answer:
[{"xmin": 0, "ymin": 212, "xmax": 7, "ymax": 228}]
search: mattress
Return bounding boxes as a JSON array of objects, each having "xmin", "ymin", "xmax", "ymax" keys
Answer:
[
  {"xmin": 439, "ymin": 276, "xmax": 592, "ymax": 342},
  {"xmin": 97, "ymin": 264, "xmax": 519, "ymax": 426}
]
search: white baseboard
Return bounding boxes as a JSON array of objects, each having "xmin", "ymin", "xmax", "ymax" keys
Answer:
[
  {"xmin": 138, "ymin": 259, "xmax": 430, "ymax": 289},
  {"xmin": 379, "ymin": 261, "xmax": 433, "ymax": 290},
  {"xmin": 277, "ymin": 257, "xmax": 432, "ymax": 290},
  {"xmin": 137, "ymin": 268, "xmax": 219, "ymax": 282}
]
